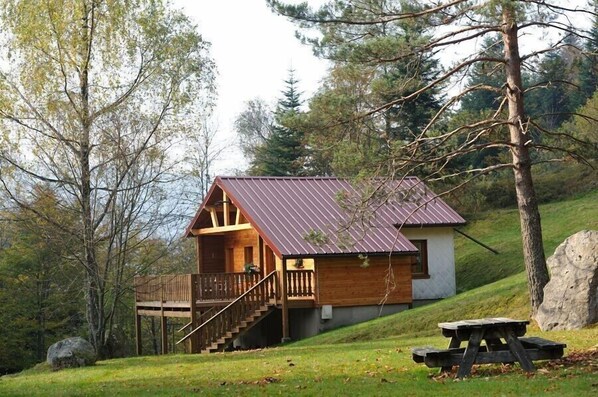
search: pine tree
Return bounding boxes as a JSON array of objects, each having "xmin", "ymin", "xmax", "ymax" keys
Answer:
[
  {"xmin": 578, "ymin": 0, "xmax": 598, "ymax": 104},
  {"xmin": 250, "ymin": 70, "xmax": 308, "ymax": 176},
  {"xmin": 460, "ymin": 36, "xmax": 505, "ymax": 113}
]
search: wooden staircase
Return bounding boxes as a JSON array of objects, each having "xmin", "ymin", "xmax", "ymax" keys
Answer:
[{"xmin": 177, "ymin": 271, "xmax": 279, "ymax": 353}]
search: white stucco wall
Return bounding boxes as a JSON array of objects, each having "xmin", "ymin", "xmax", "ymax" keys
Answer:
[{"xmin": 401, "ymin": 227, "xmax": 456, "ymax": 300}]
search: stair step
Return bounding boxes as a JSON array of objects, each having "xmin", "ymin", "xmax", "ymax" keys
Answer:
[{"xmin": 199, "ymin": 303, "xmax": 276, "ymax": 353}]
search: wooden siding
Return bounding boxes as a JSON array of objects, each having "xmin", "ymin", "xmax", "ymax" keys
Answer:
[
  {"xmin": 315, "ymin": 256, "xmax": 413, "ymax": 307},
  {"xmin": 223, "ymin": 228, "xmax": 260, "ymax": 273}
]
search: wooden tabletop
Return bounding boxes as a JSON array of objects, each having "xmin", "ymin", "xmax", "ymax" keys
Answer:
[{"xmin": 438, "ymin": 317, "xmax": 530, "ymax": 330}]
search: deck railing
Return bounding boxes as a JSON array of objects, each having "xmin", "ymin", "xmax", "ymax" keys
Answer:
[
  {"xmin": 196, "ymin": 272, "xmax": 260, "ymax": 301},
  {"xmin": 178, "ymin": 271, "xmax": 279, "ymax": 350},
  {"xmin": 135, "ymin": 274, "xmax": 192, "ymax": 302},
  {"xmin": 287, "ymin": 270, "xmax": 315, "ymax": 298},
  {"xmin": 135, "ymin": 272, "xmax": 262, "ymax": 303},
  {"xmin": 135, "ymin": 270, "xmax": 314, "ymax": 304}
]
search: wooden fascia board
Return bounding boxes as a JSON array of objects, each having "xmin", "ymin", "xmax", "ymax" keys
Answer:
[{"xmin": 190, "ymin": 223, "xmax": 252, "ymax": 235}]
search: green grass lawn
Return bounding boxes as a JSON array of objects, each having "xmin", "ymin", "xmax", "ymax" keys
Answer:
[
  {"xmin": 2, "ymin": 271, "xmax": 596, "ymax": 396},
  {"xmin": 1, "ymin": 326, "xmax": 596, "ymax": 396},
  {"xmin": 455, "ymin": 190, "xmax": 598, "ymax": 292},
  {"xmin": 1, "ymin": 191, "xmax": 596, "ymax": 396}
]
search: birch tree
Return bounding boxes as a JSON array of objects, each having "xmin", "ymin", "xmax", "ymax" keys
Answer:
[
  {"xmin": 0, "ymin": 0, "xmax": 214, "ymax": 357},
  {"xmin": 269, "ymin": 0, "xmax": 598, "ymax": 315}
]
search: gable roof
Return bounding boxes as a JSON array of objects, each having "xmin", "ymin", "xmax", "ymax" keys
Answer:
[{"xmin": 185, "ymin": 176, "xmax": 465, "ymax": 259}]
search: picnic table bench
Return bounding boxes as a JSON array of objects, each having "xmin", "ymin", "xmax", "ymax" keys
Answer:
[{"xmin": 412, "ymin": 318, "xmax": 566, "ymax": 378}]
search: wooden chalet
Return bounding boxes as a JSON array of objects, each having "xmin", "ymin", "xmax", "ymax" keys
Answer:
[{"xmin": 134, "ymin": 176, "xmax": 466, "ymax": 354}]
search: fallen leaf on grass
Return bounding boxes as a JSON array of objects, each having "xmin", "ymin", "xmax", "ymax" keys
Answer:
[{"xmin": 237, "ymin": 377, "xmax": 281, "ymax": 386}]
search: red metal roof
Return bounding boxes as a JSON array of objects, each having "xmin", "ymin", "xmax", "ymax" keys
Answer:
[{"xmin": 186, "ymin": 176, "xmax": 465, "ymax": 258}]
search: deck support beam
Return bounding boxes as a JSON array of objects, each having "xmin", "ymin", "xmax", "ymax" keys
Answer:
[
  {"xmin": 160, "ymin": 287, "xmax": 168, "ymax": 354},
  {"xmin": 189, "ymin": 274, "xmax": 199, "ymax": 353},
  {"xmin": 281, "ymin": 258, "xmax": 290, "ymax": 343},
  {"xmin": 135, "ymin": 313, "xmax": 142, "ymax": 356},
  {"xmin": 161, "ymin": 314, "xmax": 168, "ymax": 354}
]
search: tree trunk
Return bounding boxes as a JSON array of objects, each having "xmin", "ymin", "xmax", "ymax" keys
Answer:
[
  {"xmin": 502, "ymin": 5, "xmax": 550, "ymax": 316},
  {"xmin": 79, "ymin": 1, "xmax": 106, "ymax": 358}
]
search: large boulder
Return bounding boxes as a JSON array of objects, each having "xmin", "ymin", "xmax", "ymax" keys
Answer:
[
  {"xmin": 535, "ymin": 230, "xmax": 598, "ymax": 331},
  {"xmin": 47, "ymin": 337, "xmax": 97, "ymax": 371}
]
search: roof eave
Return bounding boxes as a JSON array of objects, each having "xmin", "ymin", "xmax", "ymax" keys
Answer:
[
  {"xmin": 281, "ymin": 250, "xmax": 419, "ymax": 260},
  {"xmin": 399, "ymin": 222, "xmax": 467, "ymax": 228}
]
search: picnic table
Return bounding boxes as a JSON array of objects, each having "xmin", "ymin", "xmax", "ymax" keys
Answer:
[{"xmin": 412, "ymin": 317, "xmax": 566, "ymax": 378}]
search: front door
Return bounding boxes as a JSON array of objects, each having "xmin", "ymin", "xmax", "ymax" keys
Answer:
[{"xmin": 265, "ymin": 245, "xmax": 276, "ymax": 274}]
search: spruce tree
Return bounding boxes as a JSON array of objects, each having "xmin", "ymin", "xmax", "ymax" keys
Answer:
[
  {"xmin": 250, "ymin": 70, "xmax": 307, "ymax": 176},
  {"xmin": 578, "ymin": 0, "xmax": 598, "ymax": 104}
]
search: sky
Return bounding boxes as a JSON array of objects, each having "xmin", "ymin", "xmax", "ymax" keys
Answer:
[
  {"xmin": 172, "ymin": 0, "xmax": 592, "ymax": 175},
  {"xmin": 172, "ymin": 0, "xmax": 328, "ymax": 173}
]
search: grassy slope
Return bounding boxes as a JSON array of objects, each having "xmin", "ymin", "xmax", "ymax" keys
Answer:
[
  {"xmin": 0, "ymin": 326, "xmax": 595, "ymax": 396},
  {"xmin": 291, "ymin": 273, "xmax": 530, "ymax": 346},
  {"xmin": 1, "ymin": 192, "xmax": 597, "ymax": 396},
  {"xmin": 455, "ymin": 190, "xmax": 598, "ymax": 292}
]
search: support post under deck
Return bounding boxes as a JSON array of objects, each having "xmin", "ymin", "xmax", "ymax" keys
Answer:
[
  {"xmin": 189, "ymin": 274, "xmax": 199, "ymax": 353},
  {"xmin": 281, "ymin": 258, "xmax": 290, "ymax": 343},
  {"xmin": 161, "ymin": 314, "xmax": 168, "ymax": 354},
  {"xmin": 135, "ymin": 312, "xmax": 142, "ymax": 356}
]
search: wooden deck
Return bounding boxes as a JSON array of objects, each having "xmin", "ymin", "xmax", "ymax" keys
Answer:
[{"xmin": 134, "ymin": 270, "xmax": 316, "ymax": 318}]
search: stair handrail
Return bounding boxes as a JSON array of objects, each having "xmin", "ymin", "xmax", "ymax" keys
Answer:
[
  {"xmin": 177, "ymin": 270, "xmax": 278, "ymax": 345},
  {"xmin": 177, "ymin": 306, "xmax": 218, "ymax": 333}
]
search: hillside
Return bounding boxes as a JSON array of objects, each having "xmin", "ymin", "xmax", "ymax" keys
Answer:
[{"xmin": 455, "ymin": 190, "xmax": 598, "ymax": 292}]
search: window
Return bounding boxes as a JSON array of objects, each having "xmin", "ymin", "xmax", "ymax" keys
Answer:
[
  {"xmin": 410, "ymin": 240, "xmax": 429, "ymax": 278},
  {"xmin": 244, "ymin": 246, "xmax": 254, "ymax": 265}
]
